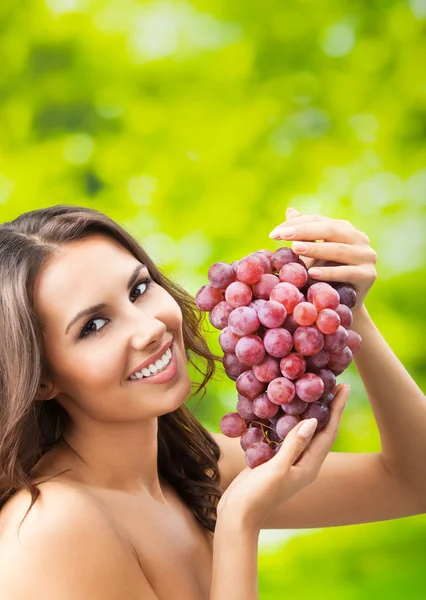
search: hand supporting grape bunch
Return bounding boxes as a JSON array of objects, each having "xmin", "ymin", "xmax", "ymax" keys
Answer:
[{"xmin": 195, "ymin": 213, "xmax": 366, "ymax": 469}]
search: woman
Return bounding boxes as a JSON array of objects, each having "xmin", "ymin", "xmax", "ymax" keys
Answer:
[{"xmin": 0, "ymin": 204, "xmax": 424, "ymax": 599}]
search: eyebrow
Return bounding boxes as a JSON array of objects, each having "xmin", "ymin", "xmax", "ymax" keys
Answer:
[{"xmin": 65, "ymin": 263, "xmax": 147, "ymax": 336}]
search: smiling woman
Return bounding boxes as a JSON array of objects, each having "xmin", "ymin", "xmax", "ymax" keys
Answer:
[{"xmin": 0, "ymin": 206, "xmax": 225, "ymax": 551}]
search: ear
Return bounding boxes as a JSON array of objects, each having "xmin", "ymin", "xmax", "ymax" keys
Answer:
[{"xmin": 36, "ymin": 381, "xmax": 60, "ymax": 402}]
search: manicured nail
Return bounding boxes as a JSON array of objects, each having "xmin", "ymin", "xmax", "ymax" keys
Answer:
[
  {"xmin": 298, "ymin": 418, "xmax": 318, "ymax": 438},
  {"xmin": 269, "ymin": 226, "xmax": 296, "ymax": 239},
  {"xmin": 292, "ymin": 242, "xmax": 308, "ymax": 252},
  {"xmin": 308, "ymin": 268, "xmax": 322, "ymax": 277}
]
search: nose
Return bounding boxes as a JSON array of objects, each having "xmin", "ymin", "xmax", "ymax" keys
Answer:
[{"xmin": 128, "ymin": 310, "xmax": 168, "ymax": 351}]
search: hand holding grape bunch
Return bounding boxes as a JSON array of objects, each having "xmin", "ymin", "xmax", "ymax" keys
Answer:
[{"xmin": 196, "ymin": 209, "xmax": 377, "ymax": 469}]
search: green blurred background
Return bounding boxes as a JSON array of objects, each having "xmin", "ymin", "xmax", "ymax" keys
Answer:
[{"xmin": 1, "ymin": 0, "xmax": 425, "ymax": 597}]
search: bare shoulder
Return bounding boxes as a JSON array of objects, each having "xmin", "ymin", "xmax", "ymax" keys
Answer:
[{"xmin": 0, "ymin": 482, "xmax": 159, "ymax": 599}]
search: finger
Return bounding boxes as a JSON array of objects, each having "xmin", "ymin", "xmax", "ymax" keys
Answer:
[
  {"xmin": 274, "ymin": 416, "xmax": 319, "ymax": 471},
  {"xmin": 307, "ymin": 264, "xmax": 377, "ymax": 286},
  {"xmin": 294, "ymin": 384, "xmax": 350, "ymax": 470},
  {"xmin": 291, "ymin": 241, "xmax": 374, "ymax": 266},
  {"xmin": 270, "ymin": 221, "xmax": 359, "ymax": 245}
]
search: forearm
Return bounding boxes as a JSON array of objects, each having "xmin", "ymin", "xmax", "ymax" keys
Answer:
[
  {"xmin": 351, "ymin": 304, "xmax": 426, "ymax": 492},
  {"xmin": 210, "ymin": 513, "xmax": 259, "ymax": 600}
]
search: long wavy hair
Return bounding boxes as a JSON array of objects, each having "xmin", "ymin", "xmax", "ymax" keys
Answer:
[{"xmin": 0, "ymin": 205, "xmax": 224, "ymax": 535}]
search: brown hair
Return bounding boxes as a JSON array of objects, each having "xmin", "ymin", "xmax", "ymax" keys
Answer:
[{"xmin": 0, "ymin": 205, "xmax": 224, "ymax": 535}]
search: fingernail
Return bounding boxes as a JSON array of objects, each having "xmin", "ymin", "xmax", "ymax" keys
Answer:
[
  {"xmin": 298, "ymin": 418, "xmax": 318, "ymax": 438},
  {"xmin": 308, "ymin": 268, "xmax": 322, "ymax": 277},
  {"xmin": 269, "ymin": 226, "xmax": 296, "ymax": 239},
  {"xmin": 292, "ymin": 242, "xmax": 308, "ymax": 252},
  {"xmin": 286, "ymin": 207, "xmax": 299, "ymax": 216}
]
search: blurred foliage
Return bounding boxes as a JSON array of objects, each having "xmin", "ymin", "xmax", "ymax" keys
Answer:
[{"xmin": 0, "ymin": 0, "xmax": 425, "ymax": 597}]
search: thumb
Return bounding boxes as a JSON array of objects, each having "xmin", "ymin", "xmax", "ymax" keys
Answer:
[
  {"xmin": 276, "ymin": 418, "xmax": 318, "ymax": 469},
  {"xmin": 286, "ymin": 207, "xmax": 301, "ymax": 218}
]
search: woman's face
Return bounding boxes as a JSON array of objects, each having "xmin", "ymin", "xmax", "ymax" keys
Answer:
[{"xmin": 34, "ymin": 234, "xmax": 191, "ymax": 426}]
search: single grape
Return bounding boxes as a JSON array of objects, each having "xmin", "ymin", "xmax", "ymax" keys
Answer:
[
  {"xmin": 236, "ymin": 255, "xmax": 264, "ymax": 284},
  {"xmin": 321, "ymin": 392, "xmax": 335, "ymax": 406},
  {"xmin": 305, "ymin": 349, "xmax": 330, "ymax": 371},
  {"xmin": 240, "ymin": 427, "xmax": 264, "ymax": 451},
  {"xmin": 208, "ymin": 262, "xmax": 237, "ymax": 289},
  {"xmin": 220, "ymin": 412, "xmax": 247, "ymax": 437},
  {"xmin": 223, "ymin": 353, "xmax": 251, "ymax": 379},
  {"xmin": 258, "ymin": 300, "xmax": 287, "ymax": 328},
  {"xmin": 252, "ymin": 273, "xmax": 280, "ymax": 300},
  {"xmin": 281, "ymin": 395, "xmax": 309, "ymax": 416},
  {"xmin": 267, "ymin": 428, "xmax": 282, "ymax": 444},
  {"xmin": 323, "ymin": 325, "xmax": 349, "ymax": 352},
  {"xmin": 335, "ymin": 303, "xmax": 353, "ymax": 329},
  {"xmin": 302, "ymin": 402, "xmax": 330, "ymax": 431},
  {"xmin": 335, "ymin": 284, "xmax": 357, "ymax": 308},
  {"xmin": 278, "ymin": 262, "xmax": 309, "ymax": 289},
  {"xmin": 236, "ymin": 393, "xmax": 257, "ymax": 420},
  {"xmin": 316, "ymin": 308, "xmax": 340, "ymax": 334},
  {"xmin": 219, "ymin": 326, "xmax": 241, "ymax": 353},
  {"xmin": 236, "ymin": 370, "xmax": 266, "ymax": 400},
  {"xmin": 252, "ymin": 355, "xmax": 282, "ymax": 382},
  {"xmin": 263, "ymin": 328, "xmax": 293, "ymax": 358},
  {"xmin": 225, "ymin": 281, "xmax": 253, "ymax": 308},
  {"xmin": 209, "ymin": 301, "xmax": 234, "ymax": 330},
  {"xmin": 235, "ymin": 335, "xmax": 266, "ymax": 366},
  {"xmin": 293, "ymin": 301, "xmax": 318, "ymax": 326},
  {"xmin": 257, "ymin": 249, "xmax": 273, "ymax": 261},
  {"xmin": 271, "ymin": 247, "xmax": 300, "ymax": 271},
  {"xmin": 270, "ymin": 282, "xmax": 304, "ymax": 314},
  {"xmin": 310, "ymin": 283, "xmax": 340, "ymax": 311},
  {"xmin": 245, "ymin": 442, "xmax": 275, "ymax": 468},
  {"xmin": 307, "ymin": 282, "xmax": 330, "ymax": 303},
  {"xmin": 279, "ymin": 352, "xmax": 307, "ymax": 380},
  {"xmin": 228, "ymin": 306, "xmax": 260, "ymax": 336},
  {"xmin": 293, "ymin": 326, "xmax": 324, "ymax": 356},
  {"xmin": 267, "ymin": 377, "xmax": 296, "ymax": 405},
  {"xmin": 295, "ymin": 373, "xmax": 325, "ymax": 402},
  {"xmin": 347, "ymin": 329, "xmax": 362, "ymax": 354},
  {"xmin": 253, "ymin": 392, "xmax": 280, "ymax": 419},
  {"xmin": 316, "ymin": 368, "xmax": 337, "ymax": 396},
  {"xmin": 195, "ymin": 285, "xmax": 224, "ymax": 311},
  {"xmin": 276, "ymin": 414, "xmax": 302, "ymax": 440},
  {"xmin": 327, "ymin": 346, "xmax": 353, "ymax": 372}
]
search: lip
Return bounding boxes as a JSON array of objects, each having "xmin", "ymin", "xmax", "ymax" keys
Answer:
[{"xmin": 128, "ymin": 338, "xmax": 174, "ymax": 379}]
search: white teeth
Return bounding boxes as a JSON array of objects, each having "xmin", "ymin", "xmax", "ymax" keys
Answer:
[{"xmin": 129, "ymin": 346, "xmax": 173, "ymax": 380}]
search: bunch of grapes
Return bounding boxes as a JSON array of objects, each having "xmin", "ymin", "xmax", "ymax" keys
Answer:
[{"xmin": 195, "ymin": 248, "xmax": 362, "ymax": 469}]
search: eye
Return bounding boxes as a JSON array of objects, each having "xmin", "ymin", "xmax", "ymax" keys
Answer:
[{"xmin": 78, "ymin": 277, "xmax": 153, "ymax": 340}]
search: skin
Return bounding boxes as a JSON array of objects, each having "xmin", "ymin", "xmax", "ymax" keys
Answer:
[{"xmin": 33, "ymin": 233, "xmax": 192, "ymax": 501}]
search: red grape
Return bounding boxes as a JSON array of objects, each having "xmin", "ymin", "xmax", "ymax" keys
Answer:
[
  {"xmin": 295, "ymin": 372, "xmax": 325, "ymax": 402},
  {"xmin": 220, "ymin": 412, "xmax": 247, "ymax": 437},
  {"xmin": 267, "ymin": 377, "xmax": 296, "ymax": 405},
  {"xmin": 347, "ymin": 329, "xmax": 362, "ymax": 354},
  {"xmin": 219, "ymin": 326, "xmax": 241, "ymax": 353},
  {"xmin": 252, "ymin": 273, "xmax": 280, "ymax": 300},
  {"xmin": 302, "ymin": 402, "xmax": 330, "ymax": 431},
  {"xmin": 253, "ymin": 392, "xmax": 280, "ymax": 419},
  {"xmin": 263, "ymin": 328, "xmax": 293, "ymax": 358},
  {"xmin": 323, "ymin": 325, "xmax": 348, "ymax": 352},
  {"xmin": 335, "ymin": 304, "xmax": 353, "ymax": 329},
  {"xmin": 225, "ymin": 281, "xmax": 253, "ymax": 308},
  {"xmin": 276, "ymin": 415, "xmax": 302, "ymax": 440},
  {"xmin": 335, "ymin": 284, "xmax": 357, "ymax": 308},
  {"xmin": 258, "ymin": 300, "xmax": 287, "ymax": 328},
  {"xmin": 305, "ymin": 349, "xmax": 330, "ymax": 371},
  {"xmin": 228, "ymin": 306, "xmax": 260, "ymax": 336},
  {"xmin": 282, "ymin": 312, "xmax": 299, "ymax": 334},
  {"xmin": 316, "ymin": 308, "xmax": 341, "ymax": 334},
  {"xmin": 327, "ymin": 346, "xmax": 353, "ymax": 372},
  {"xmin": 249, "ymin": 298, "xmax": 267, "ymax": 314},
  {"xmin": 271, "ymin": 247, "xmax": 300, "ymax": 271},
  {"xmin": 316, "ymin": 368, "xmax": 337, "ymax": 396},
  {"xmin": 208, "ymin": 262, "xmax": 236, "ymax": 289},
  {"xmin": 235, "ymin": 335, "xmax": 265, "ymax": 366},
  {"xmin": 236, "ymin": 255, "xmax": 264, "ymax": 284},
  {"xmin": 252, "ymin": 355, "xmax": 282, "ymax": 382},
  {"xmin": 281, "ymin": 395, "xmax": 309, "ymax": 416},
  {"xmin": 223, "ymin": 353, "xmax": 251, "ymax": 379},
  {"xmin": 310, "ymin": 283, "xmax": 340, "ymax": 311},
  {"xmin": 245, "ymin": 442, "xmax": 275, "ymax": 468},
  {"xmin": 293, "ymin": 301, "xmax": 318, "ymax": 326},
  {"xmin": 209, "ymin": 301, "xmax": 234, "ymax": 329},
  {"xmin": 279, "ymin": 352, "xmax": 307, "ymax": 379},
  {"xmin": 195, "ymin": 284, "xmax": 224, "ymax": 311},
  {"xmin": 236, "ymin": 370, "xmax": 265, "ymax": 400},
  {"xmin": 293, "ymin": 326, "xmax": 325, "ymax": 356},
  {"xmin": 240, "ymin": 427, "xmax": 265, "ymax": 451},
  {"xmin": 278, "ymin": 262, "xmax": 308, "ymax": 289}
]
